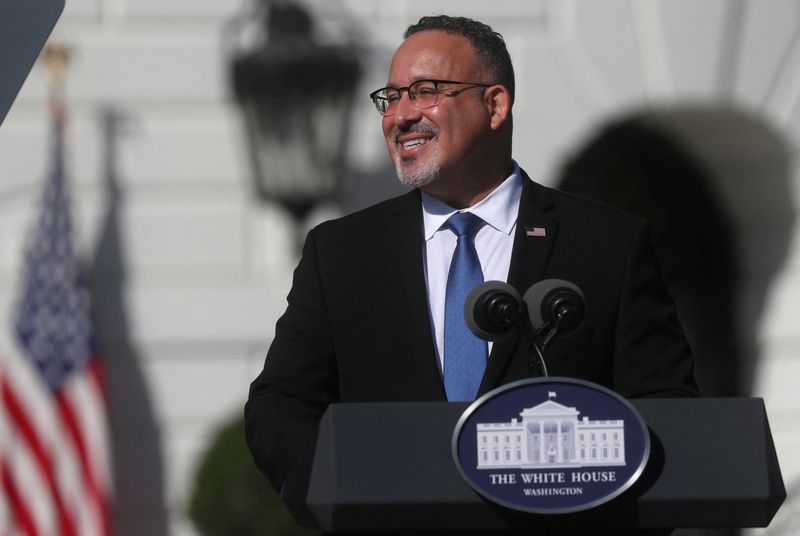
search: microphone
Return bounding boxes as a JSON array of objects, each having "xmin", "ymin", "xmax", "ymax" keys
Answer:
[
  {"xmin": 463, "ymin": 279, "xmax": 586, "ymax": 378},
  {"xmin": 464, "ymin": 281, "xmax": 524, "ymax": 341},
  {"xmin": 523, "ymin": 279, "xmax": 586, "ymax": 351}
]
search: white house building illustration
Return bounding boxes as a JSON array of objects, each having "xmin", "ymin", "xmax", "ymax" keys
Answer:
[{"xmin": 476, "ymin": 393, "xmax": 626, "ymax": 469}]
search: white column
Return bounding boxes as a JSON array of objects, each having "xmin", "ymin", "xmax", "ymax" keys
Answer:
[
  {"xmin": 538, "ymin": 423, "xmax": 544, "ymax": 463},
  {"xmin": 556, "ymin": 421, "xmax": 563, "ymax": 463}
]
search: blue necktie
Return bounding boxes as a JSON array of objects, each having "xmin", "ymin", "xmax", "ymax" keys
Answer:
[{"xmin": 444, "ymin": 212, "xmax": 488, "ymax": 401}]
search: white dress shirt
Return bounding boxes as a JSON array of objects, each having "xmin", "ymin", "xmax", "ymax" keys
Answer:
[{"xmin": 421, "ymin": 163, "xmax": 523, "ymax": 373}]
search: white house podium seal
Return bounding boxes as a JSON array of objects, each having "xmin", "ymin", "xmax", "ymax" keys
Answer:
[{"xmin": 452, "ymin": 377, "xmax": 650, "ymax": 514}]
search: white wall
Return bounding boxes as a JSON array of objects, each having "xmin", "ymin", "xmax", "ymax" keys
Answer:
[{"xmin": 1, "ymin": 0, "xmax": 798, "ymax": 534}]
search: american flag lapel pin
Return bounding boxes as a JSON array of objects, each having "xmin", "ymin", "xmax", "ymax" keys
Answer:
[{"xmin": 525, "ymin": 225, "xmax": 547, "ymax": 237}]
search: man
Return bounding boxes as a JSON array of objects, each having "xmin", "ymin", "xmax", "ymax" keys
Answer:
[{"xmin": 245, "ymin": 14, "xmax": 698, "ymax": 528}]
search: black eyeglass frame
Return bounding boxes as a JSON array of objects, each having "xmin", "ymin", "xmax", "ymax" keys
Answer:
[{"xmin": 369, "ymin": 79, "xmax": 493, "ymax": 116}]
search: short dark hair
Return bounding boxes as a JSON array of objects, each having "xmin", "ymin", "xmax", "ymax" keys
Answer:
[{"xmin": 404, "ymin": 15, "xmax": 515, "ymax": 104}]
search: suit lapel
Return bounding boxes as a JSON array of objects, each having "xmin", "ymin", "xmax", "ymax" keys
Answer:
[
  {"xmin": 382, "ymin": 191, "xmax": 447, "ymax": 400},
  {"xmin": 506, "ymin": 175, "xmax": 558, "ymax": 298},
  {"xmin": 480, "ymin": 174, "xmax": 559, "ymax": 394}
]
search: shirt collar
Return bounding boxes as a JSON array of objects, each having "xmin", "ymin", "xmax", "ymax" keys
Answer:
[{"xmin": 421, "ymin": 161, "xmax": 523, "ymax": 241}]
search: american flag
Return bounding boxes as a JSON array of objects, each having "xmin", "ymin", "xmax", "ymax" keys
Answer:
[
  {"xmin": 526, "ymin": 226, "xmax": 546, "ymax": 238},
  {"xmin": 0, "ymin": 125, "xmax": 112, "ymax": 535}
]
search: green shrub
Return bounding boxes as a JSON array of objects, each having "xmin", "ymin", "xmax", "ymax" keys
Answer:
[{"xmin": 188, "ymin": 415, "xmax": 320, "ymax": 536}]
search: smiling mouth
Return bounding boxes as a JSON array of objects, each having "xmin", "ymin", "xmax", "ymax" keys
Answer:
[
  {"xmin": 402, "ymin": 138, "xmax": 430, "ymax": 149},
  {"xmin": 393, "ymin": 122, "xmax": 438, "ymax": 156}
]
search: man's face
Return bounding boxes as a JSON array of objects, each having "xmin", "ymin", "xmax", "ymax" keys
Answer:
[{"xmin": 382, "ymin": 30, "xmax": 492, "ymax": 191}]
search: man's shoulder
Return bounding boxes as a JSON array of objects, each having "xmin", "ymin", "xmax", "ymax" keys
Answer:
[
  {"xmin": 311, "ymin": 189, "xmax": 420, "ymax": 242},
  {"xmin": 526, "ymin": 178, "xmax": 645, "ymax": 230}
]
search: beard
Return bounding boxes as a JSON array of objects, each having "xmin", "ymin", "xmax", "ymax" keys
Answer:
[
  {"xmin": 392, "ymin": 123, "xmax": 440, "ymax": 188},
  {"xmin": 394, "ymin": 145, "xmax": 440, "ymax": 188}
]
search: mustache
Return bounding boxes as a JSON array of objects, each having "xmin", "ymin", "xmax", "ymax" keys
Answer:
[{"xmin": 393, "ymin": 122, "xmax": 439, "ymax": 144}]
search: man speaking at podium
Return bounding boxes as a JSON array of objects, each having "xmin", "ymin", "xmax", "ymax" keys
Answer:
[{"xmin": 245, "ymin": 13, "xmax": 698, "ymax": 526}]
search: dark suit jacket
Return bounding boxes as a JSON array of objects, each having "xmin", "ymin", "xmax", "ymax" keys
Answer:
[{"xmin": 245, "ymin": 174, "xmax": 698, "ymax": 509}]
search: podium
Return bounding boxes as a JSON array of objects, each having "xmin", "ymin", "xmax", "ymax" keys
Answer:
[{"xmin": 299, "ymin": 399, "xmax": 785, "ymax": 532}]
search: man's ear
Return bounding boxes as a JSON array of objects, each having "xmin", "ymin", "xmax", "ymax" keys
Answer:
[{"xmin": 484, "ymin": 85, "xmax": 511, "ymax": 130}]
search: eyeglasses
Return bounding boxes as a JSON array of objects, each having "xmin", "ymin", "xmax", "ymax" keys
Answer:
[{"xmin": 369, "ymin": 79, "xmax": 492, "ymax": 116}]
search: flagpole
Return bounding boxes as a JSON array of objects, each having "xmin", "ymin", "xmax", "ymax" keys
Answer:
[{"xmin": 42, "ymin": 43, "xmax": 69, "ymax": 133}]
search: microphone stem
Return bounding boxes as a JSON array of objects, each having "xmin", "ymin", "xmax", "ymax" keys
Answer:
[
  {"xmin": 515, "ymin": 319, "xmax": 549, "ymax": 377},
  {"xmin": 538, "ymin": 312, "xmax": 566, "ymax": 352},
  {"xmin": 539, "ymin": 327, "xmax": 556, "ymax": 352},
  {"xmin": 531, "ymin": 340, "xmax": 549, "ymax": 377},
  {"xmin": 531, "ymin": 312, "xmax": 568, "ymax": 376}
]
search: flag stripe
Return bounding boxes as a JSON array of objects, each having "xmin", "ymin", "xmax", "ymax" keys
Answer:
[
  {"xmin": 77, "ymin": 359, "xmax": 112, "ymax": 483},
  {"xmin": 56, "ymin": 375, "xmax": 111, "ymax": 536},
  {"xmin": 1, "ymin": 360, "xmax": 57, "ymax": 535},
  {"xmin": 2, "ymin": 378, "xmax": 77, "ymax": 536},
  {"xmin": 1, "ymin": 458, "xmax": 39, "ymax": 536}
]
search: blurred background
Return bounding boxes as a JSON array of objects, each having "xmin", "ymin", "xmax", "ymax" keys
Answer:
[{"xmin": 0, "ymin": 0, "xmax": 798, "ymax": 534}]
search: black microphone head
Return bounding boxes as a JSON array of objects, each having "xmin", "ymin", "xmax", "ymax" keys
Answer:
[
  {"xmin": 523, "ymin": 279, "xmax": 586, "ymax": 332},
  {"xmin": 464, "ymin": 281, "xmax": 523, "ymax": 341}
]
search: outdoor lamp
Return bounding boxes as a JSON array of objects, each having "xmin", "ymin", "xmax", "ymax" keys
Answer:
[{"xmin": 230, "ymin": 1, "xmax": 361, "ymax": 227}]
